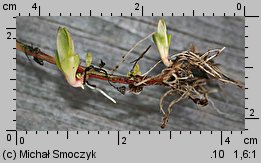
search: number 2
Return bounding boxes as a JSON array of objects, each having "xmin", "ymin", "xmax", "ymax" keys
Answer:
[{"xmin": 135, "ymin": 3, "xmax": 140, "ymax": 10}]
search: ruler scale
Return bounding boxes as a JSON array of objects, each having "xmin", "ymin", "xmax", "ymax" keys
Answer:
[{"xmin": 0, "ymin": 0, "xmax": 260, "ymax": 162}]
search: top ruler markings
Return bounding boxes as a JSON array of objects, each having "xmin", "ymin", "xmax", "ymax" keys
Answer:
[{"xmin": 6, "ymin": 2, "xmax": 259, "ymax": 17}]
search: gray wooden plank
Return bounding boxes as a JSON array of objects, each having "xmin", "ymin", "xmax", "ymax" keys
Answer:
[{"xmin": 16, "ymin": 16, "xmax": 245, "ymax": 131}]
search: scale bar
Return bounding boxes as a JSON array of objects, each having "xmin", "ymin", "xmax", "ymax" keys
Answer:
[
  {"xmin": 220, "ymin": 131, "xmax": 223, "ymax": 145},
  {"xmin": 117, "ymin": 131, "xmax": 120, "ymax": 145},
  {"xmin": 245, "ymin": 16, "xmax": 259, "ymax": 18},
  {"xmin": 244, "ymin": 6, "xmax": 260, "ymax": 18},
  {"xmin": 245, "ymin": 117, "xmax": 259, "ymax": 120}
]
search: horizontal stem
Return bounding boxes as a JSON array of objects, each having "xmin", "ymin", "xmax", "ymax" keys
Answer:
[{"xmin": 16, "ymin": 40, "xmax": 163, "ymax": 86}]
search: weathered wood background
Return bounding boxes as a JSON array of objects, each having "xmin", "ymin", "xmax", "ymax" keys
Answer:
[{"xmin": 16, "ymin": 16, "xmax": 245, "ymax": 131}]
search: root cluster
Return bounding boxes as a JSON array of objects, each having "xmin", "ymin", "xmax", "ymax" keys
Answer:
[{"xmin": 134, "ymin": 47, "xmax": 243, "ymax": 128}]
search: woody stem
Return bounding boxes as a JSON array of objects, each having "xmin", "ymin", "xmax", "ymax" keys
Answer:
[{"xmin": 16, "ymin": 40, "xmax": 163, "ymax": 86}]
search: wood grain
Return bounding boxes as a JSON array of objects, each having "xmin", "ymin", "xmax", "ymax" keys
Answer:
[{"xmin": 16, "ymin": 16, "xmax": 245, "ymax": 131}]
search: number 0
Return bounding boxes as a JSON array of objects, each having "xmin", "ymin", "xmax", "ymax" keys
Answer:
[
  {"xmin": 7, "ymin": 134, "xmax": 11, "ymax": 141},
  {"xmin": 237, "ymin": 3, "xmax": 242, "ymax": 10},
  {"xmin": 20, "ymin": 137, "xmax": 24, "ymax": 144}
]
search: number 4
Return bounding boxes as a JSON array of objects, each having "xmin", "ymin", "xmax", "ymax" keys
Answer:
[
  {"xmin": 32, "ymin": 3, "xmax": 37, "ymax": 10},
  {"xmin": 225, "ymin": 137, "xmax": 230, "ymax": 144}
]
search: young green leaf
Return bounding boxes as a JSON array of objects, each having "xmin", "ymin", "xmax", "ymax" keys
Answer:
[
  {"xmin": 55, "ymin": 50, "xmax": 62, "ymax": 71},
  {"xmin": 127, "ymin": 63, "xmax": 142, "ymax": 77},
  {"xmin": 60, "ymin": 54, "xmax": 80, "ymax": 85},
  {"xmin": 86, "ymin": 52, "xmax": 92, "ymax": 67},
  {"xmin": 132, "ymin": 64, "xmax": 142, "ymax": 76},
  {"xmin": 167, "ymin": 34, "xmax": 171, "ymax": 46},
  {"xmin": 153, "ymin": 19, "xmax": 172, "ymax": 67},
  {"xmin": 56, "ymin": 27, "xmax": 82, "ymax": 88},
  {"xmin": 56, "ymin": 27, "xmax": 75, "ymax": 61}
]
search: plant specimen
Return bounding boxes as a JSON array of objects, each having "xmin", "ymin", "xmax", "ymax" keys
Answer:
[{"xmin": 16, "ymin": 19, "xmax": 243, "ymax": 128}]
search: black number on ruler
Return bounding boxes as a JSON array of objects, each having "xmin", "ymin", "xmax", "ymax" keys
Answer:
[
  {"xmin": 135, "ymin": 3, "xmax": 140, "ymax": 10},
  {"xmin": 225, "ymin": 137, "xmax": 230, "ymax": 144},
  {"xmin": 237, "ymin": 3, "xmax": 242, "ymax": 10},
  {"xmin": 32, "ymin": 3, "xmax": 37, "ymax": 10},
  {"xmin": 121, "ymin": 137, "xmax": 127, "ymax": 144},
  {"xmin": 20, "ymin": 137, "xmax": 25, "ymax": 144},
  {"xmin": 7, "ymin": 134, "xmax": 12, "ymax": 141},
  {"xmin": 7, "ymin": 32, "xmax": 11, "ymax": 39},
  {"xmin": 250, "ymin": 109, "xmax": 255, "ymax": 116}
]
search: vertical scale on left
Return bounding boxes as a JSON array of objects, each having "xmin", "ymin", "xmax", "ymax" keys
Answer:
[{"xmin": 1, "ymin": 1, "xmax": 18, "ymax": 131}]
